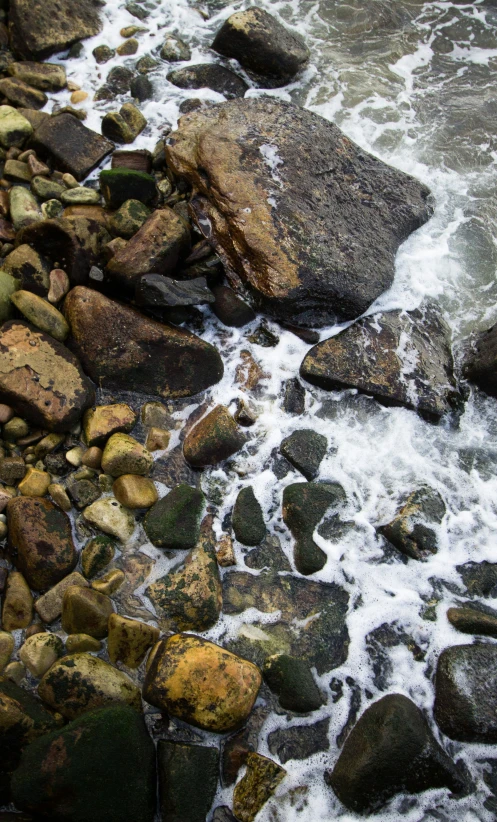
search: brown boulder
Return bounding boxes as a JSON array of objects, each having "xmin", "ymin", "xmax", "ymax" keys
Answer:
[
  {"xmin": 64, "ymin": 286, "xmax": 223, "ymax": 398},
  {"xmin": 7, "ymin": 496, "xmax": 77, "ymax": 591},
  {"xmin": 29, "ymin": 114, "xmax": 113, "ymax": 181},
  {"xmin": 9, "ymin": 0, "xmax": 102, "ymax": 60},
  {"xmin": 183, "ymin": 405, "xmax": 247, "ymax": 467},
  {"xmin": 0, "ymin": 320, "xmax": 94, "ymax": 431}
]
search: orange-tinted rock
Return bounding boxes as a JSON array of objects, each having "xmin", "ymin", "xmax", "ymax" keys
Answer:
[{"xmin": 183, "ymin": 405, "xmax": 247, "ymax": 467}]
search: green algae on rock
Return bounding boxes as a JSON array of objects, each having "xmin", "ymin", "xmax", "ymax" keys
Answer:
[
  {"xmin": 144, "ymin": 483, "xmax": 204, "ymax": 549},
  {"xmin": 232, "ymin": 486, "xmax": 266, "ymax": 546}
]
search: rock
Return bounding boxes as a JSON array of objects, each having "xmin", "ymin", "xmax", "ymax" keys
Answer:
[
  {"xmin": 211, "ymin": 285, "xmax": 256, "ymax": 327},
  {"xmin": 378, "ymin": 487, "xmax": 446, "ymax": 561},
  {"xmin": 81, "ymin": 535, "xmax": 115, "ymax": 579},
  {"xmin": 8, "ymin": 0, "xmax": 102, "ymax": 60},
  {"xmin": 0, "ymin": 455, "xmax": 26, "ymax": 484},
  {"xmin": 447, "ymin": 604, "xmax": 497, "ymax": 637},
  {"xmin": 101, "ymin": 103, "xmax": 147, "ymax": 144},
  {"xmin": 106, "ymin": 208, "xmax": 190, "ymax": 287},
  {"xmin": 302, "ymin": 307, "xmax": 458, "ymax": 419},
  {"xmin": 462, "ymin": 322, "xmax": 497, "ymax": 399},
  {"xmin": 101, "ymin": 433, "xmax": 153, "ymax": 477},
  {"xmin": 1, "ymin": 571, "xmax": 33, "ymax": 631},
  {"xmin": 27, "ymin": 154, "xmax": 50, "ymax": 176},
  {"xmin": 457, "ymin": 561, "xmax": 497, "ymax": 597},
  {"xmin": 9, "ymin": 187, "xmax": 42, "ymax": 231},
  {"xmin": 233, "ymin": 752, "xmax": 286, "ymax": 822},
  {"xmin": 11, "ymin": 705, "xmax": 156, "ymax": 822},
  {"xmin": 83, "ymin": 497, "xmax": 135, "ymax": 543},
  {"xmin": 0, "ymin": 321, "xmax": 94, "ymax": 431},
  {"xmin": 244, "ymin": 534, "xmax": 291, "ymax": 572},
  {"xmin": 223, "ymin": 571, "xmax": 349, "ymax": 673},
  {"xmin": 64, "ymin": 287, "xmax": 223, "ymax": 398},
  {"xmin": 117, "ymin": 37, "xmax": 138, "ymax": 56},
  {"xmin": 166, "ymin": 99, "xmax": 431, "ymax": 326},
  {"xmin": 126, "ymin": 2, "xmax": 149, "ymax": 20},
  {"xmin": 38, "ymin": 653, "xmax": 141, "ymax": 719},
  {"xmin": 280, "ymin": 429, "xmax": 327, "ymax": 480},
  {"xmin": 10, "ymin": 290, "xmax": 69, "ymax": 342},
  {"xmin": 2, "ymin": 244, "xmax": 49, "ymax": 295},
  {"xmin": 160, "ymin": 35, "xmax": 191, "ymax": 62},
  {"xmin": 100, "ymin": 169, "xmax": 156, "ymax": 210},
  {"xmin": 263, "ymin": 653, "xmax": 323, "ymax": 713},
  {"xmin": 83, "ymin": 403, "xmax": 136, "ymax": 447},
  {"xmin": 7, "ymin": 496, "xmax": 77, "ymax": 590},
  {"xmin": 0, "ymin": 106, "xmax": 33, "ymax": 149},
  {"xmin": 65, "ymin": 633, "xmax": 101, "ymax": 653},
  {"xmin": 232, "ymin": 487, "xmax": 266, "ymax": 546},
  {"xmin": 0, "ymin": 678, "xmax": 57, "ymax": 773},
  {"xmin": 158, "ymin": 741, "xmax": 219, "ymax": 822},
  {"xmin": 135, "ymin": 273, "xmax": 215, "ymax": 309},
  {"xmin": 112, "ymin": 475, "xmax": 158, "ymax": 509},
  {"xmin": 130, "ymin": 75, "xmax": 153, "ymax": 102},
  {"xmin": 183, "ymin": 406, "xmax": 247, "ymax": 467},
  {"xmin": 144, "ymin": 484, "xmax": 204, "ymax": 549},
  {"xmin": 168, "ymin": 65, "xmax": 248, "ymax": 99},
  {"xmin": 107, "ymin": 614, "xmax": 159, "ymax": 668},
  {"xmin": 109, "ymin": 199, "xmax": 150, "ymax": 239},
  {"xmin": 145, "ymin": 426, "xmax": 170, "ymax": 451},
  {"xmin": 62, "ymin": 585, "xmax": 114, "ymax": 638},
  {"xmin": 60, "ymin": 187, "xmax": 101, "ymax": 206},
  {"xmin": 282, "ymin": 482, "xmax": 345, "ymax": 575},
  {"xmin": 19, "ymin": 632, "xmax": 63, "ymax": 678},
  {"xmin": 0, "ymin": 631, "xmax": 14, "ymax": 672},
  {"xmin": 147, "ymin": 518, "xmax": 222, "ymax": 631},
  {"xmin": 91, "ymin": 568, "xmax": 125, "ymax": 596},
  {"xmin": 283, "ymin": 378, "xmax": 306, "ymax": 415},
  {"xmin": 212, "ymin": 8, "xmax": 309, "ymax": 88},
  {"xmin": 68, "ymin": 478, "xmax": 101, "ymax": 509},
  {"xmin": 18, "ymin": 466, "xmax": 51, "ymax": 497},
  {"xmin": 34, "ymin": 571, "xmax": 88, "ymax": 622},
  {"xmin": 4, "ymin": 159, "xmax": 31, "ymax": 183},
  {"xmin": 9, "ymin": 61, "xmax": 66, "ymax": 91},
  {"xmin": 0, "ymin": 270, "xmax": 20, "ymax": 324},
  {"xmin": 268, "ymin": 717, "xmax": 329, "ymax": 764},
  {"xmin": 93, "ymin": 44, "xmax": 115, "ymax": 64},
  {"xmin": 31, "ymin": 176, "xmax": 65, "ymax": 200},
  {"xmin": 0, "ymin": 78, "xmax": 47, "ymax": 110},
  {"xmin": 29, "ymin": 114, "xmax": 113, "ymax": 182},
  {"xmin": 143, "ymin": 634, "xmax": 261, "ymax": 732},
  {"xmin": 112, "ymin": 148, "xmax": 153, "ymax": 173},
  {"xmin": 328, "ymin": 694, "xmax": 468, "ymax": 813},
  {"xmin": 48, "ymin": 268, "xmax": 70, "ymax": 303}
]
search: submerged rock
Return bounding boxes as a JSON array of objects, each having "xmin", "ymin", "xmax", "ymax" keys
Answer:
[
  {"xmin": 9, "ymin": 0, "xmax": 102, "ymax": 60},
  {"xmin": 463, "ymin": 322, "xmax": 497, "ymax": 399},
  {"xmin": 144, "ymin": 484, "xmax": 204, "ymax": 549},
  {"xmin": 233, "ymin": 752, "xmax": 286, "ymax": 822},
  {"xmin": 158, "ymin": 741, "xmax": 219, "ymax": 822},
  {"xmin": 166, "ymin": 98, "xmax": 431, "ymax": 327},
  {"xmin": 268, "ymin": 717, "xmax": 330, "ymax": 764},
  {"xmin": 378, "ymin": 486, "xmax": 446, "ymax": 560},
  {"xmin": 280, "ymin": 429, "xmax": 327, "ymax": 480},
  {"xmin": 263, "ymin": 653, "xmax": 323, "ymax": 713},
  {"xmin": 282, "ymin": 482, "xmax": 346, "ymax": 575},
  {"xmin": 167, "ymin": 64, "xmax": 248, "ymax": 99},
  {"xmin": 447, "ymin": 603, "xmax": 497, "ymax": 637},
  {"xmin": 301, "ymin": 307, "xmax": 458, "ymax": 419}
]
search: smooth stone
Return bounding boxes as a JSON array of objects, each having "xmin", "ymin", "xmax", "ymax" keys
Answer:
[
  {"xmin": 9, "ymin": 61, "xmax": 66, "ymax": 91},
  {"xmin": 93, "ymin": 45, "xmax": 115, "ymax": 64},
  {"xmin": 283, "ymin": 378, "xmax": 306, "ymax": 415},
  {"xmin": 4, "ymin": 159, "xmax": 31, "ymax": 182},
  {"xmin": 141, "ymin": 400, "xmax": 173, "ymax": 426},
  {"xmin": 108, "ymin": 613, "xmax": 159, "ymax": 668},
  {"xmin": 101, "ymin": 433, "xmax": 153, "ymax": 477},
  {"xmin": 112, "ymin": 474, "xmax": 158, "ymax": 509},
  {"xmin": 108, "ymin": 198, "xmax": 150, "ymax": 239},
  {"xmin": 29, "ymin": 114, "xmax": 113, "ymax": 182},
  {"xmin": 62, "ymin": 585, "xmax": 114, "ymax": 638},
  {"xmin": 18, "ymin": 466, "xmax": 51, "ymax": 497},
  {"xmin": 38, "ymin": 653, "xmax": 141, "ymax": 719},
  {"xmin": 9, "ymin": 187, "xmax": 42, "ymax": 231},
  {"xmin": 48, "ymin": 268, "xmax": 70, "ymax": 303},
  {"xmin": 101, "ymin": 103, "xmax": 147, "ymax": 144},
  {"xmin": 8, "ymin": 0, "xmax": 102, "ymax": 60},
  {"xmin": 31, "ymin": 175, "xmax": 66, "ymax": 200},
  {"xmin": 282, "ymin": 482, "xmax": 346, "ymax": 575},
  {"xmin": 160, "ymin": 35, "xmax": 191, "ymax": 61},
  {"xmin": 34, "ymin": 571, "xmax": 88, "ymax": 623},
  {"xmin": 378, "ymin": 486, "xmax": 446, "ymax": 561},
  {"xmin": 145, "ymin": 426, "xmax": 170, "ymax": 452},
  {"xmin": 232, "ymin": 486, "xmax": 266, "ymax": 546},
  {"xmin": 81, "ymin": 535, "xmax": 115, "ymax": 578},
  {"xmin": 116, "ymin": 38, "xmax": 138, "ymax": 56},
  {"xmin": 0, "ymin": 678, "xmax": 56, "ymax": 774},
  {"xmin": 167, "ymin": 64, "xmax": 248, "ymax": 99},
  {"xmin": 279, "ymin": 429, "xmax": 327, "ymax": 480},
  {"xmin": 48, "ymin": 481, "xmax": 72, "ymax": 511},
  {"xmin": 2, "ymin": 244, "xmax": 49, "ymax": 295},
  {"xmin": 268, "ymin": 717, "xmax": 329, "ymax": 764},
  {"xmin": 211, "ymin": 285, "xmax": 256, "ymax": 327},
  {"xmin": 263, "ymin": 653, "xmax": 323, "ymax": 713},
  {"xmin": 91, "ymin": 568, "xmax": 125, "ymax": 596},
  {"xmin": 83, "ymin": 403, "xmax": 137, "ymax": 447},
  {"xmin": 126, "ymin": 2, "xmax": 149, "ymax": 20},
  {"xmin": 83, "ymin": 497, "xmax": 135, "ymax": 543},
  {"xmin": 135, "ymin": 273, "xmax": 215, "ymax": 308},
  {"xmin": 144, "ymin": 484, "xmax": 204, "ymax": 549},
  {"xmin": 68, "ymin": 478, "xmax": 101, "ymax": 509},
  {"xmin": 0, "ymin": 105, "xmax": 33, "ymax": 149},
  {"xmin": 0, "ymin": 78, "xmax": 47, "ymax": 110},
  {"xmin": 447, "ymin": 604, "xmax": 497, "ymax": 637},
  {"xmin": 1, "ymin": 571, "xmax": 33, "ymax": 631},
  {"xmin": 143, "ymin": 634, "xmax": 262, "ymax": 733},
  {"xmin": 10, "ymin": 289, "xmax": 69, "ymax": 341},
  {"xmin": 60, "ymin": 187, "xmax": 101, "ymax": 206},
  {"xmin": 65, "ymin": 633, "xmax": 101, "ymax": 653},
  {"xmin": 232, "ymin": 753, "xmax": 286, "ymax": 822},
  {"xmin": 19, "ymin": 632, "xmax": 63, "ymax": 678},
  {"xmin": 81, "ymin": 446, "xmax": 103, "ymax": 469},
  {"xmin": 0, "ymin": 270, "xmax": 20, "ymax": 324},
  {"xmin": 183, "ymin": 405, "xmax": 247, "ymax": 467},
  {"xmin": 0, "ymin": 631, "xmax": 14, "ymax": 671},
  {"xmin": 158, "ymin": 741, "xmax": 219, "ymax": 822}
]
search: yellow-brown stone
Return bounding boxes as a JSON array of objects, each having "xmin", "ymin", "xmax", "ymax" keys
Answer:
[
  {"xmin": 0, "ymin": 630, "xmax": 14, "ymax": 671},
  {"xmin": 61, "ymin": 585, "xmax": 114, "ymax": 638},
  {"xmin": 18, "ymin": 466, "xmax": 51, "ymax": 497},
  {"xmin": 34, "ymin": 571, "xmax": 88, "ymax": 623},
  {"xmin": 65, "ymin": 633, "xmax": 102, "ymax": 653},
  {"xmin": 145, "ymin": 426, "xmax": 170, "ymax": 452},
  {"xmin": 83, "ymin": 403, "xmax": 137, "ymax": 447},
  {"xmin": 101, "ymin": 433, "xmax": 153, "ymax": 477},
  {"xmin": 112, "ymin": 474, "xmax": 158, "ymax": 508},
  {"xmin": 19, "ymin": 632, "xmax": 64, "ymax": 678},
  {"xmin": 232, "ymin": 752, "xmax": 286, "ymax": 822},
  {"xmin": 91, "ymin": 568, "xmax": 125, "ymax": 596},
  {"xmin": 2, "ymin": 571, "xmax": 33, "ymax": 631},
  {"xmin": 108, "ymin": 613, "xmax": 159, "ymax": 668}
]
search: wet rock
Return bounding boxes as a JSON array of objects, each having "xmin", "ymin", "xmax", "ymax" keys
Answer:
[
  {"xmin": 130, "ymin": 74, "xmax": 153, "ymax": 102},
  {"xmin": 152, "ymin": 445, "xmax": 201, "ymax": 488},
  {"xmin": 29, "ymin": 114, "xmax": 113, "ymax": 182},
  {"xmin": 158, "ymin": 741, "xmax": 219, "ymax": 822},
  {"xmin": 147, "ymin": 518, "xmax": 222, "ymax": 631},
  {"xmin": 105, "ymin": 208, "xmax": 191, "ymax": 287},
  {"xmin": 447, "ymin": 604, "xmax": 497, "ymax": 637},
  {"xmin": 143, "ymin": 633, "xmax": 262, "ymax": 732},
  {"xmin": 232, "ymin": 486, "xmax": 266, "ymax": 546},
  {"xmin": 302, "ymin": 307, "xmax": 458, "ymax": 419},
  {"xmin": 19, "ymin": 632, "xmax": 63, "ymax": 678},
  {"xmin": 160, "ymin": 35, "xmax": 191, "ymax": 62},
  {"xmin": 83, "ymin": 403, "xmax": 137, "ymax": 447},
  {"xmin": 62, "ymin": 585, "xmax": 114, "ymax": 638},
  {"xmin": 462, "ymin": 322, "xmax": 497, "ymax": 399},
  {"xmin": 0, "ymin": 678, "xmax": 56, "ymax": 773},
  {"xmin": 0, "ymin": 106, "xmax": 33, "ymax": 149},
  {"xmin": 457, "ymin": 560, "xmax": 497, "ymax": 597},
  {"xmin": 0, "ymin": 78, "xmax": 47, "ymax": 110},
  {"xmin": 65, "ymin": 633, "xmax": 101, "ymax": 653},
  {"xmin": 18, "ymin": 466, "xmax": 51, "ymax": 497},
  {"xmin": 211, "ymin": 285, "xmax": 256, "ymax": 327},
  {"xmin": 282, "ymin": 482, "xmax": 346, "ymax": 575},
  {"xmin": 8, "ymin": 187, "xmax": 42, "ymax": 231},
  {"xmin": 83, "ymin": 497, "xmax": 135, "ymax": 543},
  {"xmin": 0, "ymin": 270, "xmax": 20, "ymax": 324},
  {"xmin": 93, "ymin": 44, "xmax": 115, "ymax": 63},
  {"xmin": 60, "ymin": 187, "xmax": 101, "ymax": 206},
  {"xmin": 378, "ymin": 486, "xmax": 446, "ymax": 561},
  {"xmin": 11, "ymin": 705, "xmax": 156, "ymax": 822},
  {"xmin": 283, "ymin": 378, "xmax": 306, "ymax": 415},
  {"xmin": 2, "ymin": 244, "xmax": 49, "ymax": 295},
  {"xmin": 31, "ymin": 175, "xmax": 65, "ymax": 200},
  {"xmin": 183, "ymin": 405, "xmax": 247, "ymax": 467},
  {"xmin": 107, "ymin": 613, "xmax": 159, "ymax": 668},
  {"xmin": 9, "ymin": 0, "xmax": 102, "ymax": 60},
  {"xmin": 4, "ymin": 159, "xmax": 32, "ymax": 183},
  {"xmin": 7, "ymin": 496, "xmax": 77, "ymax": 590},
  {"xmin": 38, "ymin": 653, "xmax": 141, "ymax": 719},
  {"xmin": 113, "ymin": 474, "xmax": 158, "ymax": 509},
  {"xmin": 280, "ymin": 429, "xmax": 327, "ymax": 480},
  {"xmin": 112, "ymin": 148, "xmax": 153, "ymax": 173},
  {"xmin": 135, "ymin": 273, "xmax": 215, "ymax": 309},
  {"xmin": 145, "ymin": 426, "xmax": 170, "ymax": 452},
  {"xmin": 9, "ymin": 61, "xmax": 66, "ymax": 91},
  {"xmin": 34, "ymin": 571, "xmax": 88, "ymax": 623},
  {"xmin": 1, "ymin": 571, "xmax": 33, "ymax": 631},
  {"xmin": 328, "ymin": 694, "xmax": 468, "ymax": 813},
  {"xmin": 10, "ymin": 290, "xmax": 69, "ymax": 342},
  {"xmin": 126, "ymin": 2, "xmax": 149, "ymax": 20},
  {"xmin": 233, "ymin": 752, "xmax": 286, "ymax": 822},
  {"xmin": 0, "ymin": 632, "xmax": 14, "ymax": 672},
  {"xmin": 64, "ymin": 286, "xmax": 223, "ymax": 398},
  {"xmin": 101, "ymin": 433, "xmax": 153, "ymax": 477},
  {"xmin": 223, "ymin": 571, "xmax": 349, "ymax": 674},
  {"xmin": 144, "ymin": 483, "xmax": 204, "ymax": 549},
  {"xmin": 166, "ymin": 99, "xmax": 431, "ymax": 326},
  {"xmin": 109, "ymin": 199, "xmax": 150, "ymax": 239},
  {"xmin": 167, "ymin": 64, "xmax": 248, "ymax": 99},
  {"xmin": 0, "ymin": 455, "xmax": 25, "ymax": 484},
  {"xmin": 101, "ymin": 104, "xmax": 147, "ymax": 144},
  {"xmin": 268, "ymin": 717, "xmax": 329, "ymax": 764},
  {"xmin": 263, "ymin": 653, "xmax": 323, "ymax": 713},
  {"xmin": 243, "ymin": 534, "xmax": 291, "ymax": 572}
]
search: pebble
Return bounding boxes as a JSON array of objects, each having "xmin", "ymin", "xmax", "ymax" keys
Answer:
[
  {"xmin": 81, "ymin": 446, "xmax": 103, "ymax": 469},
  {"xmin": 47, "ymin": 268, "xmax": 70, "ymax": 303},
  {"xmin": 65, "ymin": 633, "xmax": 102, "ymax": 653},
  {"xmin": 3, "ymin": 416, "xmax": 29, "ymax": 440},
  {"xmin": 216, "ymin": 533, "xmax": 236, "ymax": 567},
  {"xmin": 9, "ymin": 185, "xmax": 42, "ymax": 230},
  {"xmin": 108, "ymin": 613, "xmax": 159, "ymax": 668},
  {"xmin": 70, "ymin": 90, "xmax": 88, "ymax": 104},
  {"xmin": 233, "ymin": 753, "xmax": 286, "ymax": 822},
  {"xmin": 48, "ymin": 482, "xmax": 72, "ymax": 512},
  {"xmin": 91, "ymin": 568, "xmax": 125, "ymax": 596},
  {"xmin": 83, "ymin": 403, "xmax": 137, "ymax": 447},
  {"xmin": 66, "ymin": 446, "xmax": 84, "ymax": 467},
  {"xmin": 62, "ymin": 585, "xmax": 114, "ymax": 638},
  {"xmin": 116, "ymin": 38, "xmax": 139, "ymax": 56},
  {"xmin": 1, "ymin": 570, "xmax": 33, "ymax": 631},
  {"xmin": 145, "ymin": 426, "xmax": 170, "ymax": 452},
  {"xmin": 3, "ymin": 661, "xmax": 26, "ymax": 684},
  {"xmin": 60, "ymin": 186, "xmax": 100, "ymax": 205},
  {"xmin": 35, "ymin": 571, "xmax": 89, "ymax": 623},
  {"xmin": 83, "ymin": 497, "xmax": 136, "ymax": 543},
  {"xmin": 0, "ymin": 629, "xmax": 14, "ymax": 671},
  {"xmin": 27, "ymin": 154, "xmax": 50, "ymax": 176},
  {"xmin": 101, "ymin": 433, "xmax": 153, "ymax": 477},
  {"xmin": 10, "ymin": 289, "xmax": 69, "ymax": 341},
  {"xmin": 81, "ymin": 535, "xmax": 115, "ymax": 579},
  {"xmin": 112, "ymin": 474, "xmax": 158, "ymax": 508},
  {"xmin": 19, "ymin": 632, "xmax": 64, "ymax": 678},
  {"xmin": 18, "ymin": 466, "xmax": 51, "ymax": 497},
  {"xmin": 62, "ymin": 172, "xmax": 79, "ymax": 189},
  {"xmin": 0, "ymin": 402, "xmax": 14, "ymax": 423}
]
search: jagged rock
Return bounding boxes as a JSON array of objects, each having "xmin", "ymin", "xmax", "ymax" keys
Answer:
[
  {"xmin": 144, "ymin": 484, "xmax": 204, "ymax": 549},
  {"xmin": 158, "ymin": 741, "xmax": 218, "ymax": 822},
  {"xmin": 29, "ymin": 114, "xmax": 113, "ymax": 181},
  {"xmin": 183, "ymin": 405, "xmax": 247, "ymax": 467},
  {"xmin": 328, "ymin": 694, "xmax": 469, "ymax": 813},
  {"xmin": 167, "ymin": 64, "xmax": 248, "ymax": 99},
  {"xmin": 378, "ymin": 487, "xmax": 446, "ymax": 560},
  {"xmin": 232, "ymin": 486, "xmax": 266, "ymax": 546},
  {"xmin": 233, "ymin": 753, "xmax": 286, "ymax": 822},
  {"xmin": 9, "ymin": 0, "xmax": 102, "ymax": 60},
  {"xmin": 301, "ymin": 307, "xmax": 458, "ymax": 419},
  {"xmin": 34, "ymin": 571, "xmax": 88, "ymax": 623},
  {"xmin": 0, "ymin": 78, "xmax": 47, "ymax": 110},
  {"xmin": 268, "ymin": 717, "xmax": 330, "ymax": 763},
  {"xmin": 83, "ymin": 497, "xmax": 135, "ymax": 544},
  {"xmin": 280, "ymin": 429, "xmax": 327, "ymax": 480},
  {"xmin": 135, "ymin": 273, "xmax": 215, "ymax": 308},
  {"xmin": 283, "ymin": 378, "xmax": 306, "ymax": 415},
  {"xmin": 282, "ymin": 482, "xmax": 346, "ymax": 575},
  {"xmin": 212, "ymin": 7, "xmax": 309, "ymax": 87},
  {"xmin": 8, "ymin": 61, "xmax": 66, "ymax": 91},
  {"xmin": 64, "ymin": 286, "xmax": 223, "ymax": 398},
  {"xmin": 108, "ymin": 614, "xmax": 159, "ymax": 668},
  {"xmin": 166, "ymin": 99, "xmax": 431, "ymax": 326}
]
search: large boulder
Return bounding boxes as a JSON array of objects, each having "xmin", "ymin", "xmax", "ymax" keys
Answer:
[
  {"xmin": 0, "ymin": 320, "xmax": 94, "ymax": 431},
  {"xmin": 64, "ymin": 286, "xmax": 223, "ymax": 398},
  {"xmin": 165, "ymin": 98, "xmax": 431, "ymax": 327},
  {"xmin": 9, "ymin": 0, "xmax": 102, "ymax": 60},
  {"xmin": 301, "ymin": 307, "xmax": 458, "ymax": 419}
]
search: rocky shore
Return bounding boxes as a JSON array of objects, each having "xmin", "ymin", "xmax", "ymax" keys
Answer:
[{"xmin": 0, "ymin": 1, "xmax": 496, "ymax": 821}]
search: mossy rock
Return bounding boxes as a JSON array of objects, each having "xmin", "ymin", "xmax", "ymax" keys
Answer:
[
  {"xmin": 99, "ymin": 168, "xmax": 157, "ymax": 210},
  {"xmin": 81, "ymin": 535, "xmax": 115, "ymax": 579},
  {"xmin": 232, "ymin": 487, "xmax": 266, "ymax": 546},
  {"xmin": 263, "ymin": 653, "xmax": 323, "ymax": 713},
  {"xmin": 0, "ymin": 677, "xmax": 58, "ymax": 772},
  {"xmin": 158, "ymin": 741, "xmax": 219, "ymax": 822},
  {"xmin": 109, "ymin": 198, "xmax": 150, "ymax": 239},
  {"xmin": 144, "ymin": 484, "xmax": 204, "ymax": 549}
]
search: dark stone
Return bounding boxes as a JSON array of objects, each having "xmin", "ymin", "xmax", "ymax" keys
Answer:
[
  {"xmin": 93, "ymin": 45, "xmax": 115, "ymax": 64},
  {"xmin": 301, "ymin": 307, "xmax": 458, "ymax": 419},
  {"xmin": 447, "ymin": 604, "xmax": 497, "ymax": 637},
  {"xmin": 211, "ymin": 285, "xmax": 256, "ymax": 327},
  {"xmin": 268, "ymin": 717, "xmax": 329, "ymax": 764},
  {"xmin": 212, "ymin": 809, "xmax": 236, "ymax": 822},
  {"xmin": 144, "ymin": 484, "xmax": 205, "ymax": 549},
  {"xmin": 107, "ymin": 65, "xmax": 134, "ymax": 94},
  {"xmin": 2, "ymin": 245, "xmax": 48, "ymax": 297},
  {"xmin": 243, "ymin": 534, "xmax": 292, "ymax": 572},
  {"xmin": 152, "ymin": 445, "xmax": 201, "ymax": 488},
  {"xmin": 247, "ymin": 321, "xmax": 279, "ymax": 347},
  {"xmin": 11, "ymin": 705, "xmax": 156, "ymax": 822},
  {"xmin": 327, "ymin": 694, "xmax": 469, "ymax": 813},
  {"xmin": 212, "ymin": 7, "xmax": 309, "ymax": 88},
  {"xmin": 100, "ymin": 169, "xmax": 157, "ymax": 210},
  {"xmin": 223, "ymin": 570, "xmax": 349, "ymax": 674},
  {"xmin": 167, "ymin": 64, "xmax": 248, "ymax": 99},
  {"xmin": 135, "ymin": 274, "xmax": 215, "ymax": 308},
  {"xmin": 29, "ymin": 114, "xmax": 113, "ymax": 182},
  {"xmin": 282, "ymin": 482, "xmax": 346, "ymax": 575},
  {"xmin": 283, "ymin": 378, "xmax": 305, "ymax": 415},
  {"xmin": 126, "ymin": 2, "xmax": 149, "ymax": 20},
  {"xmin": 112, "ymin": 148, "xmax": 152, "ymax": 173},
  {"xmin": 457, "ymin": 561, "xmax": 497, "ymax": 597},
  {"xmin": 366, "ymin": 623, "xmax": 425, "ymax": 692},
  {"xmin": 64, "ymin": 286, "xmax": 224, "ymax": 399},
  {"xmin": 279, "ymin": 429, "xmax": 327, "ymax": 480},
  {"xmin": 0, "ymin": 78, "xmax": 47, "ymax": 109},
  {"xmin": 434, "ymin": 643, "xmax": 497, "ymax": 742},
  {"xmin": 232, "ymin": 486, "xmax": 266, "ymax": 546},
  {"xmin": 183, "ymin": 405, "xmax": 247, "ymax": 468},
  {"xmin": 462, "ymin": 322, "xmax": 497, "ymax": 398},
  {"xmin": 263, "ymin": 653, "xmax": 323, "ymax": 713},
  {"xmin": 283, "ymin": 323, "xmax": 320, "ymax": 344},
  {"xmin": 166, "ymin": 99, "xmax": 431, "ymax": 327},
  {"xmin": 378, "ymin": 487, "xmax": 446, "ymax": 561},
  {"xmin": 45, "ymin": 451, "xmax": 71, "ymax": 476},
  {"xmin": 67, "ymin": 479, "xmax": 101, "ymax": 509},
  {"xmin": 158, "ymin": 741, "xmax": 219, "ymax": 822},
  {"xmin": 221, "ymin": 706, "xmax": 269, "ymax": 787},
  {"xmin": 130, "ymin": 74, "xmax": 153, "ymax": 102},
  {"xmin": 8, "ymin": 0, "xmax": 102, "ymax": 60},
  {"xmin": 0, "ymin": 678, "xmax": 57, "ymax": 773}
]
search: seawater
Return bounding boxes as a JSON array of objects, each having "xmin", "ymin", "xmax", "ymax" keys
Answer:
[{"xmin": 42, "ymin": 0, "xmax": 497, "ymax": 819}]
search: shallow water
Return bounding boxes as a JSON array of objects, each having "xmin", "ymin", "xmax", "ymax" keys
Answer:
[{"xmin": 33, "ymin": 0, "xmax": 497, "ymax": 819}]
